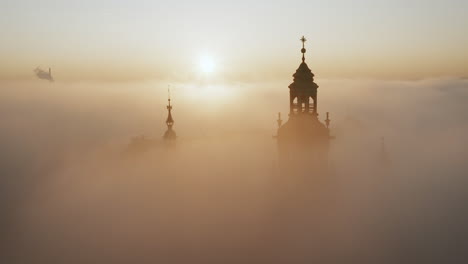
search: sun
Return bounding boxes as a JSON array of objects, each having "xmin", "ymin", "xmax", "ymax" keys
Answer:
[{"xmin": 199, "ymin": 55, "xmax": 216, "ymax": 74}]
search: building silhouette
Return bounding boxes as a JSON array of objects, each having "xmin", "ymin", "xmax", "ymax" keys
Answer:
[
  {"xmin": 163, "ymin": 88, "xmax": 177, "ymax": 142},
  {"xmin": 122, "ymin": 88, "xmax": 176, "ymax": 156},
  {"xmin": 266, "ymin": 38, "xmax": 339, "ymax": 263},
  {"xmin": 276, "ymin": 36, "xmax": 333, "ymax": 177}
]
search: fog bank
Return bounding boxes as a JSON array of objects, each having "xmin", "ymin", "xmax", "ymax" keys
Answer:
[{"xmin": 1, "ymin": 78, "xmax": 467, "ymax": 263}]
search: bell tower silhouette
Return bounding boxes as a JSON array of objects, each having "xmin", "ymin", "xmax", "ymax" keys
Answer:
[
  {"xmin": 289, "ymin": 36, "xmax": 319, "ymax": 115},
  {"xmin": 276, "ymin": 36, "xmax": 333, "ymax": 177}
]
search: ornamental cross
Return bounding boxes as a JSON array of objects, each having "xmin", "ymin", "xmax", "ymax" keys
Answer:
[
  {"xmin": 300, "ymin": 36, "xmax": 307, "ymax": 48},
  {"xmin": 300, "ymin": 36, "xmax": 307, "ymax": 62}
]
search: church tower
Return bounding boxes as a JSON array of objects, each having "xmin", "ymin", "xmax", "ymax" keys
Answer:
[
  {"xmin": 277, "ymin": 36, "xmax": 333, "ymax": 177},
  {"xmin": 163, "ymin": 88, "xmax": 177, "ymax": 142},
  {"xmin": 289, "ymin": 36, "xmax": 319, "ymax": 115}
]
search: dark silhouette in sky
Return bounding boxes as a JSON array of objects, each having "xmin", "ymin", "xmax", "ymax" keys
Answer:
[{"xmin": 34, "ymin": 67, "xmax": 53, "ymax": 82}]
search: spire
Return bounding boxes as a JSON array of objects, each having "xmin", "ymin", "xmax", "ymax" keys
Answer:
[
  {"xmin": 300, "ymin": 36, "xmax": 307, "ymax": 62},
  {"xmin": 166, "ymin": 86, "xmax": 174, "ymax": 128},
  {"xmin": 325, "ymin": 112, "xmax": 331, "ymax": 128},
  {"xmin": 288, "ymin": 35, "xmax": 318, "ymax": 115},
  {"xmin": 163, "ymin": 86, "xmax": 176, "ymax": 141},
  {"xmin": 277, "ymin": 112, "xmax": 283, "ymax": 128}
]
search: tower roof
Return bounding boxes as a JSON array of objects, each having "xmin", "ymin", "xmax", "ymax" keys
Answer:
[
  {"xmin": 163, "ymin": 87, "xmax": 176, "ymax": 141},
  {"xmin": 166, "ymin": 88, "xmax": 174, "ymax": 126},
  {"xmin": 293, "ymin": 61, "xmax": 315, "ymax": 82},
  {"xmin": 289, "ymin": 36, "xmax": 318, "ymax": 89}
]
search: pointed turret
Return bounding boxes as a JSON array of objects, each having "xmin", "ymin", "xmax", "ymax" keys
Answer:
[
  {"xmin": 288, "ymin": 36, "xmax": 319, "ymax": 115},
  {"xmin": 325, "ymin": 112, "xmax": 331, "ymax": 129},
  {"xmin": 166, "ymin": 90, "xmax": 174, "ymax": 128},
  {"xmin": 163, "ymin": 87, "xmax": 177, "ymax": 141},
  {"xmin": 277, "ymin": 112, "xmax": 283, "ymax": 128}
]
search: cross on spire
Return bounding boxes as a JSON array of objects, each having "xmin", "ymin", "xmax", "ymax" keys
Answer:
[
  {"xmin": 167, "ymin": 86, "xmax": 172, "ymax": 110},
  {"xmin": 300, "ymin": 36, "xmax": 307, "ymax": 62},
  {"xmin": 300, "ymin": 36, "xmax": 307, "ymax": 48}
]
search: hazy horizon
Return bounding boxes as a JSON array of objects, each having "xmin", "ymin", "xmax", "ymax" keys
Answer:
[
  {"xmin": 2, "ymin": 0, "xmax": 468, "ymax": 81},
  {"xmin": 2, "ymin": 77, "xmax": 468, "ymax": 263}
]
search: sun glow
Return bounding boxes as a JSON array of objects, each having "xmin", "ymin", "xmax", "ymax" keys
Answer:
[{"xmin": 199, "ymin": 55, "xmax": 216, "ymax": 74}]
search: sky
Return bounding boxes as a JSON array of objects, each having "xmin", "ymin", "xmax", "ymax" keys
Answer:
[{"xmin": 1, "ymin": 0, "xmax": 467, "ymax": 81}]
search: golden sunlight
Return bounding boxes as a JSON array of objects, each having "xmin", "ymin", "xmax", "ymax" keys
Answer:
[{"xmin": 199, "ymin": 55, "xmax": 216, "ymax": 74}]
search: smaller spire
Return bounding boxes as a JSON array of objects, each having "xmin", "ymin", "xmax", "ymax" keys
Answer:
[
  {"xmin": 163, "ymin": 86, "xmax": 177, "ymax": 141},
  {"xmin": 300, "ymin": 36, "xmax": 307, "ymax": 62},
  {"xmin": 325, "ymin": 112, "xmax": 331, "ymax": 128},
  {"xmin": 167, "ymin": 86, "xmax": 171, "ymax": 107},
  {"xmin": 277, "ymin": 112, "xmax": 283, "ymax": 128},
  {"xmin": 166, "ymin": 86, "xmax": 174, "ymax": 128}
]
